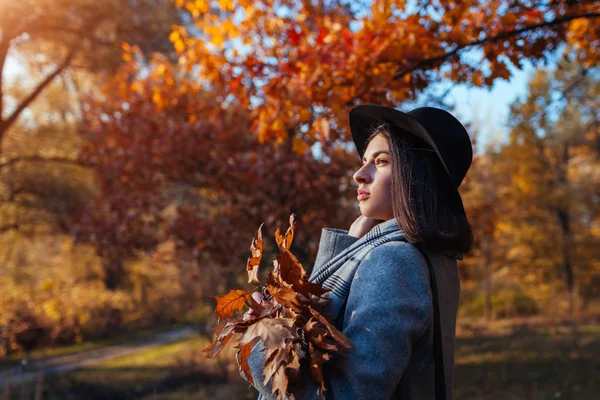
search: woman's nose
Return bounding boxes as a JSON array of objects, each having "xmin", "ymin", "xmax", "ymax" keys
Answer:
[{"xmin": 353, "ymin": 165, "xmax": 371, "ymax": 184}]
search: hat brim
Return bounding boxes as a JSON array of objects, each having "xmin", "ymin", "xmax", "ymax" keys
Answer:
[{"xmin": 349, "ymin": 104, "xmax": 451, "ymax": 178}]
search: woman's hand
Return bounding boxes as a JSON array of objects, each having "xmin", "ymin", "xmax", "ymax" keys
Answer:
[
  {"xmin": 348, "ymin": 215, "xmax": 383, "ymax": 238},
  {"xmin": 243, "ymin": 291, "xmax": 265, "ymax": 321}
]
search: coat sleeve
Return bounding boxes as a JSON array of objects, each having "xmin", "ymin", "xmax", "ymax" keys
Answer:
[{"xmin": 239, "ymin": 242, "xmax": 432, "ymax": 400}]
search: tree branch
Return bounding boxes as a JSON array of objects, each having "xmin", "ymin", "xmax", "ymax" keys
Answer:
[
  {"xmin": 0, "ymin": 223, "xmax": 19, "ymax": 234},
  {"xmin": 393, "ymin": 12, "xmax": 600, "ymax": 80},
  {"xmin": 0, "ymin": 155, "xmax": 94, "ymax": 171},
  {"xmin": 0, "ymin": 43, "xmax": 80, "ymax": 141}
]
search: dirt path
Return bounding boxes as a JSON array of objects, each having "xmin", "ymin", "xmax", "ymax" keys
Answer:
[{"xmin": 0, "ymin": 326, "xmax": 199, "ymax": 389}]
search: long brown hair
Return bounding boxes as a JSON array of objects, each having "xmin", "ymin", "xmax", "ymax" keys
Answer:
[{"xmin": 368, "ymin": 123, "xmax": 474, "ymax": 255}]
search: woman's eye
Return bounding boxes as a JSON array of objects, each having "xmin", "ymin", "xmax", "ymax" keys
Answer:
[{"xmin": 376, "ymin": 158, "xmax": 388, "ymax": 165}]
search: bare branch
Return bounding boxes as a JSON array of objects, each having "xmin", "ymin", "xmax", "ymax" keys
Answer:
[
  {"xmin": 0, "ymin": 223, "xmax": 19, "ymax": 234},
  {"xmin": 0, "ymin": 44, "xmax": 80, "ymax": 140}
]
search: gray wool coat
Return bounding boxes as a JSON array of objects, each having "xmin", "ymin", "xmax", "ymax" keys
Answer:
[{"xmin": 239, "ymin": 218, "xmax": 462, "ymax": 400}]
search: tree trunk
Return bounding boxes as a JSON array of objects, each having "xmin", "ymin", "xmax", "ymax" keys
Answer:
[
  {"xmin": 556, "ymin": 140, "xmax": 575, "ymax": 314},
  {"xmin": 483, "ymin": 237, "xmax": 493, "ymax": 321},
  {"xmin": 557, "ymin": 209, "xmax": 574, "ymax": 314},
  {"xmin": 103, "ymin": 259, "xmax": 125, "ymax": 290}
]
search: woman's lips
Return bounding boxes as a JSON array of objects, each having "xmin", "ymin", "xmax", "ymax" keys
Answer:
[{"xmin": 357, "ymin": 193, "xmax": 371, "ymax": 200}]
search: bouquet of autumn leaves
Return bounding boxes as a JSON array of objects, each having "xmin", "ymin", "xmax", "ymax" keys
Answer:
[{"xmin": 202, "ymin": 214, "xmax": 351, "ymax": 399}]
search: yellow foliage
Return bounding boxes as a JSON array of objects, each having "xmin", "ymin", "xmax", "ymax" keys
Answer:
[
  {"xmin": 41, "ymin": 279, "xmax": 54, "ymax": 292},
  {"xmin": 218, "ymin": 0, "xmax": 235, "ymax": 12},
  {"xmin": 512, "ymin": 174, "xmax": 533, "ymax": 194},
  {"xmin": 174, "ymin": 38, "xmax": 185, "ymax": 53}
]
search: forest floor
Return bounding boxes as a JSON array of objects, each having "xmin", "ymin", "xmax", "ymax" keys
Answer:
[{"xmin": 2, "ymin": 312, "xmax": 599, "ymax": 399}]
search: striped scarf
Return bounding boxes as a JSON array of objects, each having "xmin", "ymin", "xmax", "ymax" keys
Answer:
[{"xmin": 308, "ymin": 218, "xmax": 405, "ymax": 326}]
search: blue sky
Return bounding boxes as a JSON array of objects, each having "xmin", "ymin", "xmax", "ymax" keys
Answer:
[{"xmin": 445, "ymin": 60, "xmax": 536, "ymax": 153}]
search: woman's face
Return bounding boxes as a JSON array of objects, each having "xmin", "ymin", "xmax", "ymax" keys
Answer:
[{"xmin": 353, "ymin": 134, "xmax": 394, "ymax": 221}]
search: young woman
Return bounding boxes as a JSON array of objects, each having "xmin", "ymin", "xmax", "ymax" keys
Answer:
[{"xmin": 240, "ymin": 104, "xmax": 474, "ymax": 400}]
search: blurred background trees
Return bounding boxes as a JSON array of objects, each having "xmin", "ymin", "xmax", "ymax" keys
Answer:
[
  {"xmin": 0, "ymin": 0, "xmax": 598, "ymax": 355},
  {"xmin": 460, "ymin": 56, "xmax": 599, "ymax": 319}
]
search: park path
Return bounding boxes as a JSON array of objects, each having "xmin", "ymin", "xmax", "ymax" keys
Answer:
[{"xmin": 0, "ymin": 326, "xmax": 199, "ymax": 389}]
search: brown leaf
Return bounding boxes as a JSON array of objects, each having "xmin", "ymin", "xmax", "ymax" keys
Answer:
[
  {"xmin": 267, "ymin": 273, "xmax": 307, "ymax": 312},
  {"xmin": 307, "ymin": 341, "xmax": 330, "ymax": 398},
  {"xmin": 275, "ymin": 247, "xmax": 330, "ymax": 298},
  {"xmin": 309, "ymin": 307, "xmax": 352, "ymax": 350},
  {"xmin": 202, "ymin": 331, "xmax": 233, "ymax": 358},
  {"xmin": 214, "ymin": 289, "xmax": 252, "ymax": 319},
  {"xmin": 239, "ymin": 337, "xmax": 260, "ymax": 386},
  {"xmin": 203, "ymin": 219, "xmax": 350, "ymax": 400},
  {"xmin": 263, "ymin": 346, "xmax": 286, "ymax": 385},
  {"xmin": 202, "ymin": 321, "xmax": 237, "ymax": 358},
  {"xmin": 239, "ymin": 317, "xmax": 298, "ymax": 348},
  {"xmin": 237, "ymin": 317, "xmax": 299, "ymax": 397},
  {"xmin": 276, "ymin": 246, "xmax": 305, "ymax": 285},
  {"xmin": 271, "ymin": 367, "xmax": 294, "ymax": 400},
  {"xmin": 247, "ymin": 222, "xmax": 264, "ymax": 285},
  {"xmin": 304, "ymin": 318, "xmax": 339, "ymax": 352},
  {"xmin": 274, "ymin": 213, "xmax": 296, "ymax": 249}
]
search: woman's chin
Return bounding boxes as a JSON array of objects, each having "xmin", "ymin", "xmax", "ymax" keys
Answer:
[{"xmin": 358, "ymin": 208, "xmax": 373, "ymax": 219}]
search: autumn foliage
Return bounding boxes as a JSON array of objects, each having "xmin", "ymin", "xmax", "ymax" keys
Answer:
[
  {"xmin": 203, "ymin": 214, "xmax": 351, "ymax": 399},
  {"xmin": 1, "ymin": 0, "xmax": 598, "ymax": 358}
]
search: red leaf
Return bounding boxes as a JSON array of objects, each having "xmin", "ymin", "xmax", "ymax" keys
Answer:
[
  {"xmin": 288, "ymin": 28, "xmax": 304, "ymax": 46},
  {"xmin": 316, "ymin": 27, "xmax": 328, "ymax": 46}
]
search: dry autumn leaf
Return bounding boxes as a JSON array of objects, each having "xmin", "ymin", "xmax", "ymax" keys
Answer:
[
  {"xmin": 274, "ymin": 213, "xmax": 296, "ymax": 249},
  {"xmin": 247, "ymin": 222, "xmax": 265, "ymax": 285},
  {"xmin": 214, "ymin": 289, "xmax": 252, "ymax": 319},
  {"xmin": 202, "ymin": 214, "xmax": 352, "ymax": 400}
]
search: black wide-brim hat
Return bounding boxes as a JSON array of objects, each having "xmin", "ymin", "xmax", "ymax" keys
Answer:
[{"xmin": 349, "ymin": 104, "xmax": 473, "ymax": 210}]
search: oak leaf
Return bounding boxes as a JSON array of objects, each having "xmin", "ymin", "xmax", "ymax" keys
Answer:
[
  {"xmin": 214, "ymin": 289, "xmax": 252, "ymax": 319},
  {"xmin": 247, "ymin": 222, "xmax": 264, "ymax": 285},
  {"xmin": 238, "ymin": 337, "xmax": 261, "ymax": 386}
]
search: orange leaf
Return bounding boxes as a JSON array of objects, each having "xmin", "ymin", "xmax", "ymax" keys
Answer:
[
  {"xmin": 274, "ymin": 214, "xmax": 296, "ymax": 249},
  {"xmin": 214, "ymin": 289, "xmax": 252, "ymax": 319},
  {"xmin": 238, "ymin": 338, "xmax": 260, "ymax": 386}
]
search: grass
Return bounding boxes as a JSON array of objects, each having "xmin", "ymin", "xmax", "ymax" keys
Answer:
[
  {"xmin": 453, "ymin": 316, "xmax": 600, "ymax": 399},
  {"xmin": 0, "ymin": 321, "xmax": 194, "ymax": 373},
  {"xmin": 37, "ymin": 333, "xmax": 255, "ymax": 399},
  {"xmin": 6, "ymin": 314, "xmax": 599, "ymax": 399}
]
